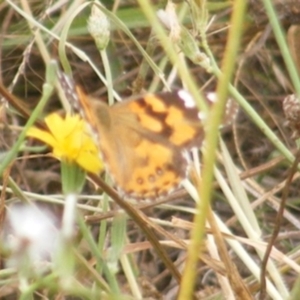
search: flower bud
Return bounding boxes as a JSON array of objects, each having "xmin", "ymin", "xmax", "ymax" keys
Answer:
[{"xmin": 88, "ymin": 5, "xmax": 110, "ymax": 50}]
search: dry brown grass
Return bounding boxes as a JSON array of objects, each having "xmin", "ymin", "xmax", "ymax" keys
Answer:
[{"xmin": 1, "ymin": 1, "xmax": 300, "ymax": 299}]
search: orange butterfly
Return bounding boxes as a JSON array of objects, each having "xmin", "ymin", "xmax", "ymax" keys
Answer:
[{"xmin": 59, "ymin": 72, "xmax": 236, "ymax": 200}]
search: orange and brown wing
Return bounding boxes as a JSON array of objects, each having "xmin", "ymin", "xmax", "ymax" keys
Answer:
[
  {"xmin": 103, "ymin": 90, "xmax": 203, "ymax": 199},
  {"xmin": 59, "ymin": 73, "xmax": 203, "ymax": 199}
]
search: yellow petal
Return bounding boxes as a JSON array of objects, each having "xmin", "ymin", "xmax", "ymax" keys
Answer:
[
  {"xmin": 27, "ymin": 112, "xmax": 103, "ymax": 173},
  {"xmin": 45, "ymin": 113, "xmax": 77, "ymax": 142},
  {"xmin": 76, "ymin": 151, "xmax": 103, "ymax": 174},
  {"xmin": 26, "ymin": 127, "xmax": 58, "ymax": 148}
]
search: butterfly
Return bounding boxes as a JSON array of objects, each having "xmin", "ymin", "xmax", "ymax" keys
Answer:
[{"xmin": 58, "ymin": 72, "xmax": 237, "ymax": 200}]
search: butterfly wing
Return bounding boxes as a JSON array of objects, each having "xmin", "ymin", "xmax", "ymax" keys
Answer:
[
  {"xmin": 96, "ymin": 91, "xmax": 203, "ymax": 199},
  {"xmin": 59, "ymin": 70, "xmax": 237, "ymax": 199}
]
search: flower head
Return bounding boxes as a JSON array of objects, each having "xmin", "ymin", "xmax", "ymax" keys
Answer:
[
  {"xmin": 27, "ymin": 113, "xmax": 103, "ymax": 174},
  {"xmin": 88, "ymin": 4, "xmax": 110, "ymax": 50},
  {"xmin": 3, "ymin": 204, "xmax": 59, "ymax": 272}
]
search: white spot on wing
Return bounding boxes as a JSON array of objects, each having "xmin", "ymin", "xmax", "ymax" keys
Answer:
[{"xmin": 178, "ymin": 90, "xmax": 196, "ymax": 108}]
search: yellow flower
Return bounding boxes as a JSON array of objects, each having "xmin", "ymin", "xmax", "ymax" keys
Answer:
[{"xmin": 27, "ymin": 113, "xmax": 103, "ymax": 174}]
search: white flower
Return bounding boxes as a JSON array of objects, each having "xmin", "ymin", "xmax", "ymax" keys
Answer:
[
  {"xmin": 3, "ymin": 204, "xmax": 59, "ymax": 270},
  {"xmin": 88, "ymin": 4, "xmax": 110, "ymax": 50}
]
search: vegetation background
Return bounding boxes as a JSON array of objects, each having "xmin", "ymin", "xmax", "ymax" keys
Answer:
[{"xmin": 1, "ymin": 0, "xmax": 300, "ymax": 299}]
